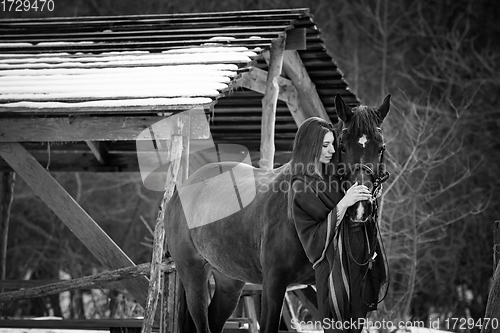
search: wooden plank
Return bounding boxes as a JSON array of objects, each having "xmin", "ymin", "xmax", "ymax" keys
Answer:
[
  {"xmin": 0, "ymin": 172, "xmax": 15, "ymax": 293},
  {"xmin": 0, "ymin": 11, "xmax": 305, "ymax": 27},
  {"xmin": 0, "ymin": 8, "xmax": 308, "ymax": 23},
  {"xmin": 0, "ymin": 319, "xmax": 153, "ymax": 329},
  {"xmin": 235, "ymin": 67, "xmax": 303, "ymax": 123},
  {"xmin": 482, "ymin": 260, "xmax": 500, "ymax": 333},
  {"xmin": 0, "ymin": 38, "xmax": 276, "ymax": 54},
  {"xmin": 494, "ymin": 220, "xmax": 500, "ymax": 270},
  {"xmin": 0, "ymin": 279, "xmax": 131, "ymax": 291},
  {"xmin": 282, "ymin": 293, "xmax": 299, "ymax": 332},
  {"xmin": 85, "ymin": 141, "xmax": 108, "ymax": 164},
  {"xmin": 0, "ymin": 261, "xmax": 175, "ymax": 303},
  {"xmin": 0, "ymin": 115, "xmax": 209, "ymax": 142},
  {"xmin": 260, "ymin": 37, "xmax": 285, "ymax": 169},
  {"xmin": 0, "ymin": 142, "xmax": 150, "ymax": 307},
  {"xmin": 3, "ymin": 31, "xmax": 283, "ymax": 46},
  {"xmin": 0, "ymin": 150, "xmax": 139, "ymax": 173},
  {"xmin": 282, "ymin": 50, "xmax": 331, "ymax": 123},
  {"xmin": 252, "ymin": 62, "xmax": 305, "ymax": 127},
  {"xmin": 243, "ymin": 296, "xmax": 260, "ymax": 333},
  {"xmin": 0, "ymin": 101, "xmax": 215, "ymax": 115},
  {"xmin": 292, "ymin": 287, "xmax": 321, "ymax": 321},
  {"xmin": 0, "ymin": 26, "xmax": 290, "ymax": 41}
]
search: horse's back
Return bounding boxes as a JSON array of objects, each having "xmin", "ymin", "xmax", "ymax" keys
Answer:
[{"xmin": 164, "ymin": 162, "xmax": 280, "ymax": 280}]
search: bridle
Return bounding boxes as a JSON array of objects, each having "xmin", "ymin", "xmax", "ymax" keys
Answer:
[
  {"xmin": 337, "ymin": 134, "xmax": 391, "ymax": 308},
  {"xmin": 340, "ymin": 163, "xmax": 390, "ymax": 201},
  {"xmin": 338, "ymin": 142, "xmax": 390, "ymax": 203}
]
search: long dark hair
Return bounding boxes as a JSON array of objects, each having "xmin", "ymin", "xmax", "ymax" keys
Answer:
[{"xmin": 287, "ymin": 117, "xmax": 337, "ymax": 218}]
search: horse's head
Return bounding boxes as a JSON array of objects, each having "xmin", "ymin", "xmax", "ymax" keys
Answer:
[{"xmin": 335, "ymin": 93, "xmax": 391, "ymax": 223}]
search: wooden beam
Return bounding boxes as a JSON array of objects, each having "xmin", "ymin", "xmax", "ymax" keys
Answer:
[
  {"xmin": 0, "ymin": 319, "xmax": 152, "ymax": 329},
  {"xmin": 85, "ymin": 141, "xmax": 109, "ymax": 164},
  {"xmin": 0, "ymin": 260, "xmax": 175, "ymax": 303},
  {"xmin": 0, "ymin": 149, "xmax": 138, "ymax": 173},
  {"xmin": 0, "ymin": 142, "xmax": 150, "ymax": 307},
  {"xmin": 235, "ymin": 68, "xmax": 307, "ymax": 126},
  {"xmin": 0, "ymin": 114, "xmax": 209, "ymax": 142},
  {"xmin": 282, "ymin": 50, "xmax": 331, "ymax": 123},
  {"xmin": 0, "ymin": 172, "xmax": 15, "ymax": 292},
  {"xmin": 260, "ymin": 37, "xmax": 285, "ymax": 169},
  {"xmin": 482, "ymin": 260, "xmax": 500, "ymax": 333},
  {"xmin": 0, "ymin": 102, "xmax": 215, "ymax": 115}
]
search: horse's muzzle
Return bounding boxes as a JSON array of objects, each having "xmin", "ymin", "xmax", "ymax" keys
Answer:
[{"xmin": 348, "ymin": 199, "xmax": 374, "ymax": 223}]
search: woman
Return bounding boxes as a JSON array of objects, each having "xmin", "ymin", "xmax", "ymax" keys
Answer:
[{"xmin": 287, "ymin": 117, "xmax": 382, "ymax": 329}]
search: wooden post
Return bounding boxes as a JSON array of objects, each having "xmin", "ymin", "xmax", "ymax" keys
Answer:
[
  {"xmin": 281, "ymin": 292, "xmax": 299, "ymax": 332},
  {"xmin": 0, "ymin": 172, "xmax": 15, "ymax": 290},
  {"xmin": 482, "ymin": 220, "xmax": 500, "ymax": 333},
  {"xmin": 282, "ymin": 50, "xmax": 331, "ymax": 122},
  {"xmin": 494, "ymin": 220, "xmax": 500, "ymax": 270},
  {"xmin": 141, "ymin": 114, "xmax": 190, "ymax": 333},
  {"xmin": 260, "ymin": 36, "xmax": 285, "ymax": 169},
  {"xmin": 164, "ymin": 115, "xmax": 190, "ymax": 333}
]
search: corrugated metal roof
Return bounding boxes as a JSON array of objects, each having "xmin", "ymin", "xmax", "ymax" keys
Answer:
[{"xmin": 0, "ymin": 8, "xmax": 358, "ymax": 170}]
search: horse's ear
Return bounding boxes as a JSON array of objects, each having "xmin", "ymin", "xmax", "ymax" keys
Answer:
[
  {"xmin": 377, "ymin": 94, "xmax": 391, "ymax": 124},
  {"xmin": 335, "ymin": 93, "xmax": 353, "ymax": 123}
]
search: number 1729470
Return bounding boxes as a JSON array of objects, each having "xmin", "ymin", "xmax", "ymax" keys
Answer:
[
  {"xmin": 442, "ymin": 318, "xmax": 499, "ymax": 331},
  {"xmin": 1, "ymin": 0, "xmax": 54, "ymax": 12}
]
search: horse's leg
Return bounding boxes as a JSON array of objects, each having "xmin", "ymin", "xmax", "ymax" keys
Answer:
[
  {"xmin": 259, "ymin": 275, "xmax": 288, "ymax": 333},
  {"xmin": 208, "ymin": 270, "xmax": 246, "ymax": 333},
  {"xmin": 175, "ymin": 256, "xmax": 212, "ymax": 333}
]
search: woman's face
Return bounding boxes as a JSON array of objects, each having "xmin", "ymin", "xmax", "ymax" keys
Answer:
[{"xmin": 319, "ymin": 131, "xmax": 335, "ymax": 164}]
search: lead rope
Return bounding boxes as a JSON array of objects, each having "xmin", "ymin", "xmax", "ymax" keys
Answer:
[{"xmin": 360, "ymin": 197, "xmax": 391, "ymax": 308}]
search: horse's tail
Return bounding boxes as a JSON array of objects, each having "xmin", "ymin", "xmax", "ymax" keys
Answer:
[{"xmin": 177, "ymin": 282, "xmax": 196, "ymax": 333}]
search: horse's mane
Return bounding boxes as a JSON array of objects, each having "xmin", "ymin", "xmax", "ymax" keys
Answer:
[{"xmin": 336, "ymin": 105, "xmax": 383, "ymax": 142}]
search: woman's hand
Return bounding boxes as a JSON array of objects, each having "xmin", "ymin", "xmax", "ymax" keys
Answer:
[
  {"xmin": 335, "ymin": 182, "xmax": 372, "ymax": 224},
  {"xmin": 339, "ymin": 182, "xmax": 372, "ymax": 208}
]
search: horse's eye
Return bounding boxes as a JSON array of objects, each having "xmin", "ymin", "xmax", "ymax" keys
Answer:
[{"xmin": 340, "ymin": 145, "xmax": 347, "ymax": 153}]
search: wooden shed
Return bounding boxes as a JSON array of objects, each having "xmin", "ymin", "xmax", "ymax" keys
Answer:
[
  {"xmin": 0, "ymin": 7, "xmax": 358, "ymax": 332},
  {"xmin": 0, "ymin": 8, "xmax": 357, "ymax": 172}
]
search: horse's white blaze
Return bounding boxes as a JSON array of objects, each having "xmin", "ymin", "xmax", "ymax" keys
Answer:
[
  {"xmin": 358, "ymin": 134, "xmax": 368, "ymax": 148},
  {"xmin": 355, "ymin": 202, "xmax": 364, "ymax": 221}
]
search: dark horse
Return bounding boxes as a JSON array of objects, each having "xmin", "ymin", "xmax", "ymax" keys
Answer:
[{"xmin": 164, "ymin": 94, "xmax": 391, "ymax": 333}]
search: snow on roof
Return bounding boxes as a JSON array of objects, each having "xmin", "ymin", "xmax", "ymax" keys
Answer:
[
  {"xmin": 0, "ymin": 45, "xmax": 257, "ymax": 113},
  {"xmin": 2, "ymin": 98, "xmax": 214, "ymax": 108}
]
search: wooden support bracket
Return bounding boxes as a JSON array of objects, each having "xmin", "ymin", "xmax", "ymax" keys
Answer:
[
  {"xmin": 282, "ymin": 50, "xmax": 331, "ymax": 123},
  {"xmin": 235, "ymin": 67, "xmax": 304, "ymax": 126},
  {"xmin": 85, "ymin": 141, "xmax": 109, "ymax": 164}
]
